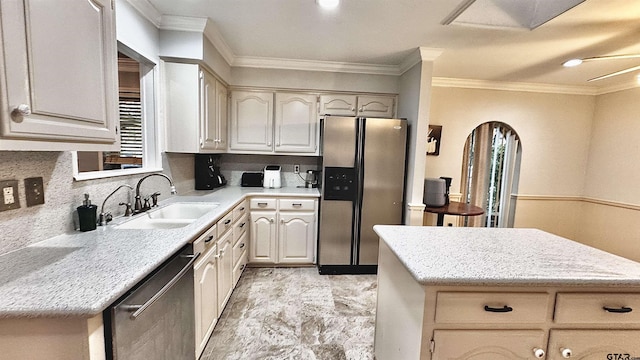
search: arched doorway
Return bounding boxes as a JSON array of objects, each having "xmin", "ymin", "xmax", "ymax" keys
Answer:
[{"xmin": 461, "ymin": 122, "xmax": 522, "ymax": 227}]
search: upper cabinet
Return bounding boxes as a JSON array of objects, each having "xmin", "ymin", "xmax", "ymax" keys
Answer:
[
  {"xmin": 319, "ymin": 94, "xmax": 396, "ymax": 118},
  {"xmin": 230, "ymin": 91, "xmax": 318, "ymax": 155},
  {"xmin": 0, "ymin": 0, "xmax": 119, "ymax": 151},
  {"xmin": 164, "ymin": 62, "xmax": 228, "ymax": 153},
  {"xmin": 274, "ymin": 93, "xmax": 318, "ymax": 153},
  {"xmin": 229, "ymin": 91, "xmax": 274, "ymax": 152}
]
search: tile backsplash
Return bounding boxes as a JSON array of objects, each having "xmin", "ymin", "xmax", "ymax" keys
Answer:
[{"xmin": 0, "ymin": 151, "xmax": 193, "ymax": 256}]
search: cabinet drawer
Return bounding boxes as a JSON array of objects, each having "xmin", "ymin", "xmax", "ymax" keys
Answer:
[
  {"xmin": 217, "ymin": 212, "xmax": 233, "ymax": 237},
  {"xmin": 279, "ymin": 199, "xmax": 315, "ymax": 211},
  {"xmin": 250, "ymin": 198, "xmax": 276, "ymax": 210},
  {"xmin": 232, "ymin": 200, "xmax": 247, "ymax": 221},
  {"xmin": 233, "ymin": 214, "xmax": 249, "ymax": 245},
  {"xmin": 555, "ymin": 293, "xmax": 640, "ymax": 324},
  {"xmin": 435, "ymin": 292, "xmax": 550, "ymax": 324},
  {"xmin": 193, "ymin": 224, "xmax": 217, "ymax": 255},
  {"xmin": 233, "ymin": 231, "xmax": 248, "ymax": 268},
  {"xmin": 233, "ymin": 250, "xmax": 248, "ymax": 287}
]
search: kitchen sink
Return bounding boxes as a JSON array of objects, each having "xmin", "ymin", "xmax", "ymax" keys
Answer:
[
  {"xmin": 116, "ymin": 202, "xmax": 219, "ymax": 229},
  {"xmin": 147, "ymin": 202, "xmax": 220, "ymax": 220}
]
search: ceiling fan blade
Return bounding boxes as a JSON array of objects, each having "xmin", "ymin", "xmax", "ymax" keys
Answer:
[
  {"xmin": 582, "ymin": 54, "xmax": 640, "ymax": 63},
  {"xmin": 588, "ymin": 64, "xmax": 640, "ymax": 82}
]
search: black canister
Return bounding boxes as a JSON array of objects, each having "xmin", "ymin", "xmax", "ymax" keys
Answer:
[{"xmin": 77, "ymin": 193, "xmax": 97, "ymax": 231}]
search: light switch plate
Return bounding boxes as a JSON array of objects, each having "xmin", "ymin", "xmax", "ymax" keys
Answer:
[
  {"xmin": 24, "ymin": 177, "xmax": 45, "ymax": 207},
  {"xmin": 0, "ymin": 179, "xmax": 20, "ymax": 212}
]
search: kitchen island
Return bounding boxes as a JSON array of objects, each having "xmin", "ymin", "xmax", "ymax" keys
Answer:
[{"xmin": 373, "ymin": 226, "xmax": 640, "ymax": 360}]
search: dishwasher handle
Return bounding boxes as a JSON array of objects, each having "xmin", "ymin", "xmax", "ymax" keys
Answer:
[{"xmin": 122, "ymin": 253, "xmax": 200, "ymax": 320}]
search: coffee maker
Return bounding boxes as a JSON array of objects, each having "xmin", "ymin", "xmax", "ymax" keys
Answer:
[
  {"xmin": 304, "ymin": 170, "xmax": 319, "ymax": 188},
  {"xmin": 195, "ymin": 154, "xmax": 226, "ymax": 190}
]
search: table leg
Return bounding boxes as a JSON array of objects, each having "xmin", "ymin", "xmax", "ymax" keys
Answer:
[{"xmin": 437, "ymin": 213, "xmax": 444, "ymax": 226}]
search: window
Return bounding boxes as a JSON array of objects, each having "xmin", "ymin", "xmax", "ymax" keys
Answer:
[
  {"xmin": 461, "ymin": 122, "xmax": 522, "ymax": 227},
  {"xmin": 74, "ymin": 44, "xmax": 160, "ymax": 180}
]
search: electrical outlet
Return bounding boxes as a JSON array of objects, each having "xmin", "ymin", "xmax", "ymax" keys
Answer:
[
  {"xmin": 24, "ymin": 177, "xmax": 45, "ymax": 207},
  {"xmin": 293, "ymin": 164, "xmax": 300, "ymax": 174},
  {"xmin": 0, "ymin": 179, "xmax": 20, "ymax": 212}
]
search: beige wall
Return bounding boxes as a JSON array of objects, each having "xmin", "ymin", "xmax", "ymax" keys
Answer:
[
  {"xmin": 577, "ymin": 87, "xmax": 640, "ymax": 261},
  {"xmin": 427, "ymin": 85, "xmax": 640, "ymax": 262},
  {"xmin": 426, "ymin": 86, "xmax": 595, "ymax": 236}
]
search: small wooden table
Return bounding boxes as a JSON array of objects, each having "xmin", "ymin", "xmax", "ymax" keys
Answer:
[{"xmin": 424, "ymin": 201, "xmax": 484, "ymax": 226}]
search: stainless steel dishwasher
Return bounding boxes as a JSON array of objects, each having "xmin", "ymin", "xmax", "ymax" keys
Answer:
[{"xmin": 105, "ymin": 244, "xmax": 199, "ymax": 360}]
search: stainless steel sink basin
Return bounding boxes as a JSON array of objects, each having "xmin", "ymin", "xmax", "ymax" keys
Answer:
[{"xmin": 116, "ymin": 202, "xmax": 219, "ymax": 229}]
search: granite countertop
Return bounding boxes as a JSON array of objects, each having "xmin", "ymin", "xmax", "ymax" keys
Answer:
[
  {"xmin": 0, "ymin": 186, "xmax": 319, "ymax": 318},
  {"xmin": 373, "ymin": 225, "xmax": 640, "ymax": 287}
]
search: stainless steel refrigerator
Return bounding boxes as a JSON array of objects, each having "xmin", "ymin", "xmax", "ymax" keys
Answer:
[{"xmin": 318, "ymin": 116, "xmax": 407, "ymax": 274}]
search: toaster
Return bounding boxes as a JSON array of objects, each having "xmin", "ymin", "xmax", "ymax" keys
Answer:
[
  {"xmin": 241, "ymin": 172, "xmax": 263, "ymax": 187},
  {"xmin": 263, "ymin": 165, "xmax": 282, "ymax": 188}
]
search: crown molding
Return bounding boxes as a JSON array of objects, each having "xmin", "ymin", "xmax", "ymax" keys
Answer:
[
  {"xmin": 432, "ymin": 77, "xmax": 598, "ymax": 95},
  {"xmin": 399, "ymin": 47, "xmax": 444, "ymax": 75},
  {"xmin": 233, "ymin": 56, "xmax": 401, "ymax": 75},
  {"xmin": 159, "ymin": 16, "xmax": 235, "ymax": 66},
  {"xmin": 595, "ymin": 79, "xmax": 640, "ymax": 95},
  {"xmin": 122, "ymin": 0, "xmax": 162, "ymax": 27}
]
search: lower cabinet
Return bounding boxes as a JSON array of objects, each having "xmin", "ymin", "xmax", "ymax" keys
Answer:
[
  {"xmin": 194, "ymin": 245, "xmax": 219, "ymax": 356},
  {"xmin": 547, "ymin": 330, "xmax": 640, "ymax": 359},
  {"xmin": 193, "ymin": 200, "xmax": 248, "ymax": 359},
  {"xmin": 216, "ymin": 229, "xmax": 233, "ymax": 314},
  {"xmin": 432, "ymin": 330, "xmax": 546, "ymax": 359},
  {"xmin": 248, "ymin": 197, "xmax": 317, "ymax": 265}
]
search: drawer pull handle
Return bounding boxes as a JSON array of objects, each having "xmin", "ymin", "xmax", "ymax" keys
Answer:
[
  {"xmin": 258, "ymin": 202, "xmax": 268, "ymax": 206},
  {"xmin": 239, "ymin": 243, "xmax": 245, "ymax": 249},
  {"xmin": 292, "ymin": 203, "xmax": 302, "ymax": 207},
  {"xmin": 239, "ymin": 222, "xmax": 246, "ymax": 228},
  {"xmin": 224, "ymin": 219, "xmax": 232, "ymax": 225},
  {"xmin": 484, "ymin": 305, "xmax": 513, "ymax": 313},
  {"xmin": 239, "ymin": 207, "xmax": 245, "ymax": 211},
  {"xmin": 603, "ymin": 306, "xmax": 633, "ymax": 313},
  {"xmin": 533, "ymin": 348, "xmax": 545, "ymax": 358},
  {"xmin": 204, "ymin": 235, "xmax": 214, "ymax": 243}
]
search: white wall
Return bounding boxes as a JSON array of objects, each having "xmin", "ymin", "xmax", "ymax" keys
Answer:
[
  {"xmin": 398, "ymin": 61, "xmax": 435, "ymax": 225},
  {"xmin": 230, "ymin": 67, "xmax": 398, "ymax": 93}
]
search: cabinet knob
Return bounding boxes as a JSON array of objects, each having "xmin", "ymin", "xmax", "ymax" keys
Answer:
[
  {"xmin": 267, "ymin": 141, "xmax": 272, "ymax": 146},
  {"xmin": 351, "ymin": 107, "xmax": 355, "ymax": 111},
  {"xmin": 533, "ymin": 348, "xmax": 545, "ymax": 358},
  {"xmin": 358, "ymin": 107, "xmax": 363, "ymax": 112},
  {"xmin": 11, "ymin": 104, "xmax": 31, "ymax": 120},
  {"xmin": 270, "ymin": 218, "xmax": 274, "ymax": 223},
  {"xmin": 561, "ymin": 348, "xmax": 572, "ymax": 358}
]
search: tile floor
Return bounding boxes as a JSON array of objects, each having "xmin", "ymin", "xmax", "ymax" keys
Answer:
[{"xmin": 200, "ymin": 267, "xmax": 378, "ymax": 360}]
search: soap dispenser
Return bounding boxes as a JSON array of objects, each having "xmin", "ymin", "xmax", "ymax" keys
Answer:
[{"xmin": 77, "ymin": 193, "xmax": 97, "ymax": 232}]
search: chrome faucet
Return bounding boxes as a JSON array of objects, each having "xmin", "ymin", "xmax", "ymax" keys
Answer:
[
  {"xmin": 99, "ymin": 184, "xmax": 134, "ymax": 226},
  {"xmin": 134, "ymin": 173, "xmax": 177, "ymax": 213}
]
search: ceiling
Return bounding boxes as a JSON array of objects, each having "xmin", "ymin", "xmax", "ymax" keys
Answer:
[{"xmin": 145, "ymin": 0, "xmax": 640, "ymax": 90}]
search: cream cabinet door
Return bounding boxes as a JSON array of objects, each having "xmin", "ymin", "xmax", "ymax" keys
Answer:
[
  {"xmin": 548, "ymin": 330, "xmax": 640, "ymax": 360},
  {"xmin": 0, "ymin": 0, "xmax": 118, "ymax": 147},
  {"xmin": 215, "ymin": 80, "xmax": 228, "ymax": 151},
  {"xmin": 432, "ymin": 330, "xmax": 547, "ymax": 360},
  {"xmin": 194, "ymin": 247, "xmax": 218, "ymax": 358},
  {"xmin": 319, "ymin": 94, "xmax": 357, "ymax": 116},
  {"xmin": 249, "ymin": 211, "xmax": 277, "ymax": 263},
  {"xmin": 230, "ymin": 91, "xmax": 273, "ymax": 152},
  {"xmin": 278, "ymin": 212, "xmax": 315, "ymax": 264},
  {"xmin": 217, "ymin": 231, "xmax": 234, "ymax": 313},
  {"xmin": 274, "ymin": 93, "xmax": 318, "ymax": 153},
  {"xmin": 200, "ymin": 70, "xmax": 218, "ymax": 150},
  {"xmin": 357, "ymin": 95, "xmax": 395, "ymax": 118}
]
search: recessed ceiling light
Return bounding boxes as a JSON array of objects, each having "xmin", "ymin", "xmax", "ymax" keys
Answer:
[
  {"xmin": 317, "ymin": 0, "xmax": 339, "ymax": 10},
  {"xmin": 562, "ymin": 59, "xmax": 583, "ymax": 67}
]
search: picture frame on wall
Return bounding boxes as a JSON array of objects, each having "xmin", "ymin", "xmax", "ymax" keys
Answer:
[{"xmin": 427, "ymin": 125, "xmax": 442, "ymax": 156}]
